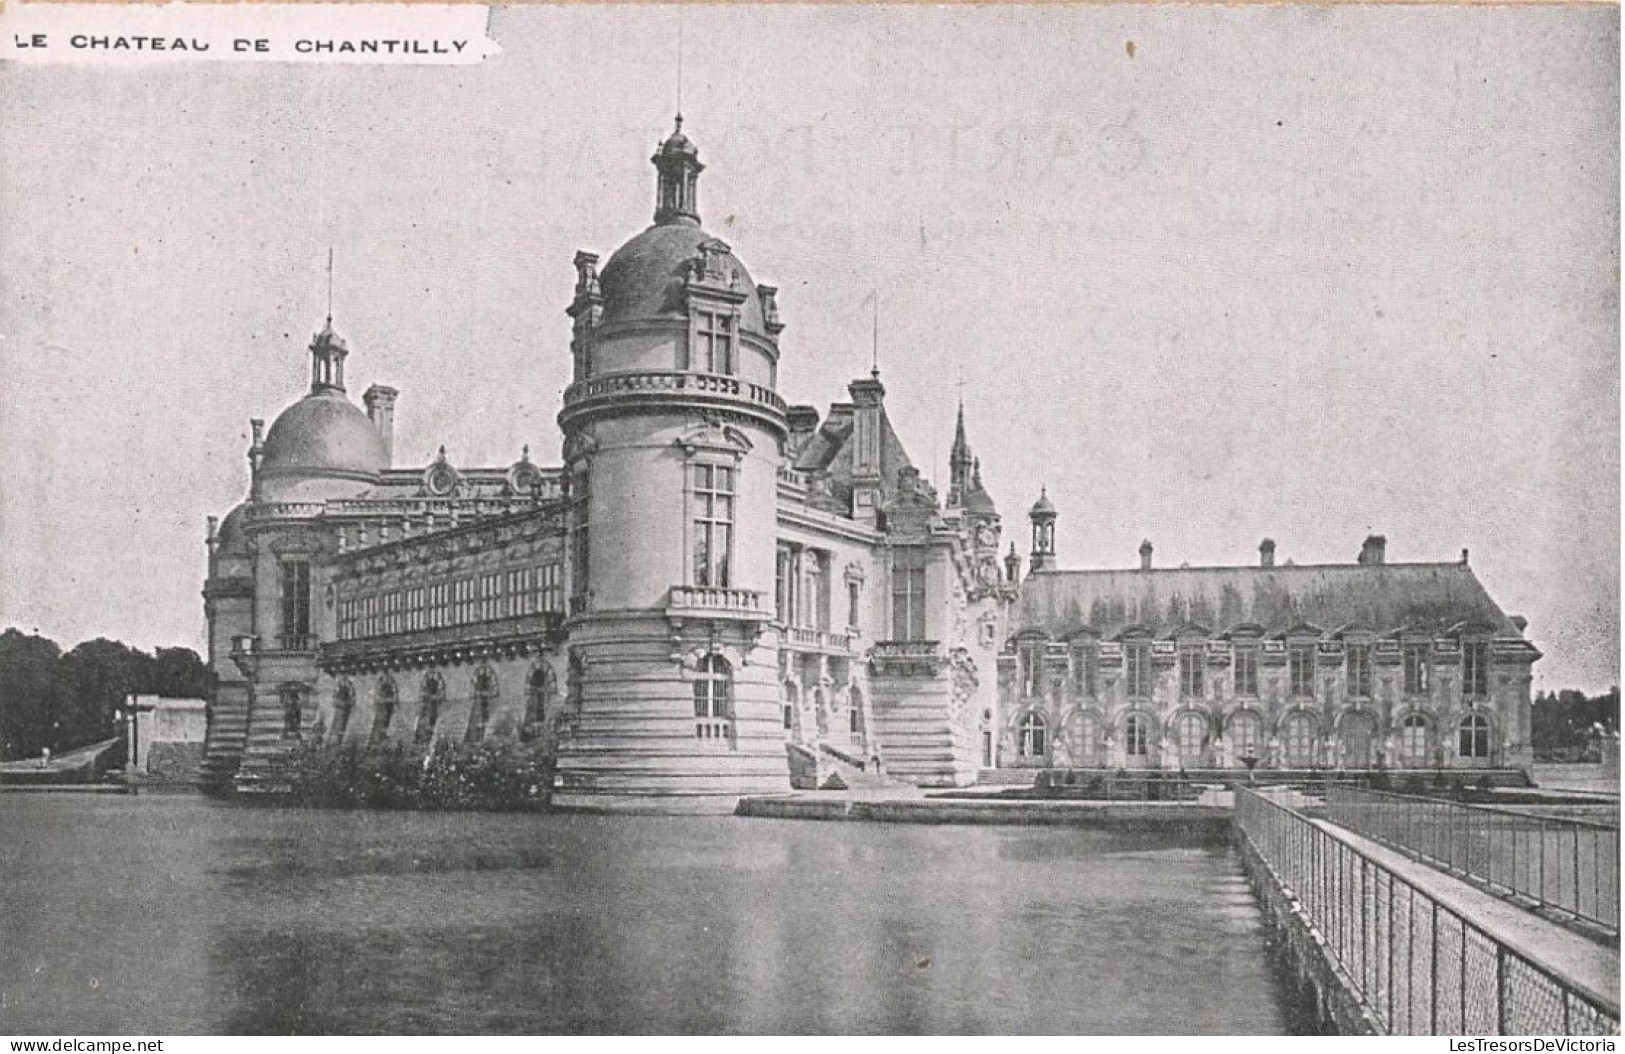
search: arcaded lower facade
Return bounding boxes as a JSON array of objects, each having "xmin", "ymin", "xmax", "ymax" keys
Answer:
[{"xmin": 993, "ymin": 519, "xmax": 1541, "ymax": 774}]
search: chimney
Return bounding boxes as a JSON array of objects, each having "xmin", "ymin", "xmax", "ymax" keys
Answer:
[
  {"xmin": 364, "ymin": 385, "xmax": 398, "ymax": 467},
  {"xmin": 1358, "ymin": 534, "xmax": 1387, "ymax": 565},
  {"xmin": 1460, "ymin": 548, "xmax": 1470, "ymax": 567},
  {"xmin": 1139, "ymin": 539, "xmax": 1153, "ymax": 571},
  {"xmin": 1259, "ymin": 538, "xmax": 1276, "ymax": 568}
]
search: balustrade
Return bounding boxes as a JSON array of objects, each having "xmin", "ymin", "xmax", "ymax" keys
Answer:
[{"xmin": 562, "ymin": 370, "xmax": 788, "ymax": 418}]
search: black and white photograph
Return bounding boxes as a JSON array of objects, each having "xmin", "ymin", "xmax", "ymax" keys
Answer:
[{"xmin": 0, "ymin": 1, "xmax": 1618, "ymax": 1038}]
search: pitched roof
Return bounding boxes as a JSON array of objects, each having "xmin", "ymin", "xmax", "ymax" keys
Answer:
[
  {"xmin": 791, "ymin": 402, "xmax": 916, "ymax": 510},
  {"xmin": 1014, "ymin": 562, "xmax": 1525, "ymax": 641}
]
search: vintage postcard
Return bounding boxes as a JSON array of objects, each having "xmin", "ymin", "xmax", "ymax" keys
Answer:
[{"xmin": 0, "ymin": 1, "xmax": 1618, "ymax": 1040}]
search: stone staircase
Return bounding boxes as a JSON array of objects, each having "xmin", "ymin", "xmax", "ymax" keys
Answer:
[{"xmin": 786, "ymin": 741, "xmax": 891, "ymax": 790}]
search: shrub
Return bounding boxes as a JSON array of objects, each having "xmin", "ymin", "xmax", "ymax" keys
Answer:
[{"xmin": 286, "ymin": 738, "xmax": 554, "ymax": 811}]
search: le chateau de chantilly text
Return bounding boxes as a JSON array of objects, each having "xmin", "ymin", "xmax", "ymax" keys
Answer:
[{"xmin": 10, "ymin": 32, "xmax": 472, "ymax": 55}]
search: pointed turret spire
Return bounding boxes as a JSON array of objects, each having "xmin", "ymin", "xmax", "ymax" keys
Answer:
[
  {"xmin": 652, "ymin": 115, "xmax": 704, "ymax": 226},
  {"xmin": 948, "ymin": 393, "xmax": 973, "ymax": 505}
]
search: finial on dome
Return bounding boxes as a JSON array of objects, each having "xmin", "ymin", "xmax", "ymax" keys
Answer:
[{"xmin": 652, "ymin": 116, "xmax": 703, "ymax": 226}]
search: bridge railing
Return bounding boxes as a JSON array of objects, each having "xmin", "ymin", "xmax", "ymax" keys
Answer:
[
  {"xmin": 1327, "ymin": 787, "xmax": 1619, "ymax": 934},
  {"xmin": 1235, "ymin": 787, "xmax": 1619, "ymax": 1036}
]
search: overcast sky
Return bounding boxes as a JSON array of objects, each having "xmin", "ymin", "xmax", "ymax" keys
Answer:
[{"xmin": 0, "ymin": 4, "xmax": 1618, "ymax": 691}]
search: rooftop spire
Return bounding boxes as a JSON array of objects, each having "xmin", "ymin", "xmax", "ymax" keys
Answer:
[
  {"xmin": 310, "ymin": 250, "xmax": 348, "ymax": 394},
  {"xmin": 652, "ymin": 115, "xmax": 703, "ymax": 226}
]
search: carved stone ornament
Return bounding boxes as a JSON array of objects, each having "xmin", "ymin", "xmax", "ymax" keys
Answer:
[{"xmin": 422, "ymin": 447, "xmax": 460, "ymax": 498}]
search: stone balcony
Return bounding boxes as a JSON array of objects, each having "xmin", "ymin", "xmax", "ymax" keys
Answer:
[
  {"xmin": 665, "ymin": 585, "xmax": 771, "ymax": 623},
  {"xmin": 783, "ymin": 626, "xmax": 856, "ymax": 654},
  {"xmin": 559, "ymin": 369, "xmax": 788, "ymax": 434}
]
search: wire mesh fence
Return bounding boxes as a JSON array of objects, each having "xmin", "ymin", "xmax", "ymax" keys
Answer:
[
  {"xmin": 1326, "ymin": 787, "xmax": 1619, "ymax": 934},
  {"xmin": 1235, "ymin": 787, "xmax": 1619, "ymax": 1036}
]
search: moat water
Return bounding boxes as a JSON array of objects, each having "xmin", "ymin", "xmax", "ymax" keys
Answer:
[{"xmin": 1, "ymin": 794, "xmax": 1308, "ymax": 1034}]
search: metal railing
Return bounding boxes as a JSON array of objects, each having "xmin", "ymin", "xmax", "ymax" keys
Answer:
[
  {"xmin": 1235, "ymin": 788, "xmax": 1618, "ymax": 1035},
  {"xmin": 1327, "ymin": 787, "xmax": 1620, "ymax": 934}
]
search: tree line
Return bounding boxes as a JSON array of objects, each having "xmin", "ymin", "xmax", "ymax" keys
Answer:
[
  {"xmin": 0, "ymin": 628, "xmax": 212, "ymax": 761},
  {"xmin": 1532, "ymin": 687, "xmax": 1619, "ymax": 760}
]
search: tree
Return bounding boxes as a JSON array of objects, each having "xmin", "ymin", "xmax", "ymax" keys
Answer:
[
  {"xmin": 59, "ymin": 638, "xmax": 155, "ymax": 751},
  {"xmin": 152, "ymin": 646, "xmax": 212, "ymax": 699},
  {"xmin": 0, "ymin": 629, "xmax": 67, "ymax": 760}
]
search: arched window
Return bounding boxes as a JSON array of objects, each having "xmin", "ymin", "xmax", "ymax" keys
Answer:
[
  {"xmin": 331, "ymin": 681, "xmax": 355, "ymax": 743},
  {"xmin": 370, "ymin": 678, "xmax": 397, "ymax": 747},
  {"xmin": 1282, "ymin": 712, "xmax": 1317, "ymax": 767},
  {"xmin": 1018, "ymin": 712, "xmax": 1048, "ymax": 758},
  {"xmin": 1400, "ymin": 713, "xmax": 1429, "ymax": 764},
  {"xmin": 1459, "ymin": 713, "xmax": 1492, "ymax": 758},
  {"xmin": 1124, "ymin": 713, "xmax": 1150, "ymax": 757},
  {"xmin": 466, "ymin": 668, "xmax": 497, "ymax": 744},
  {"xmin": 1175, "ymin": 711, "xmax": 1208, "ymax": 766},
  {"xmin": 522, "ymin": 665, "xmax": 554, "ymax": 741},
  {"xmin": 1227, "ymin": 709, "xmax": 1264, "ymax": 764},
  {"xmin": 414, "ymin": 673, "xmax": 444, "ymax": 745},
  {"xmin": 280, "ymin": 686, "xmax": 305, "ymax": 738}
]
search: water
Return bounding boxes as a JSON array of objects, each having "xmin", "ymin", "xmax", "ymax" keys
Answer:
[{"xmin": 1, "ymin": 794, "xmax": 1305, "ymax": 1034}]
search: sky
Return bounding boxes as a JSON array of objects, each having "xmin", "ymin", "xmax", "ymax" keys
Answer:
[{"xmin": 0, "ymin": 4, "xmax": 1618, "ymax": 692}]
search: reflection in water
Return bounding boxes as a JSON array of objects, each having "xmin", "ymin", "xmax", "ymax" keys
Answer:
[{"xmin": 1, "ymin": 795, "xmax": 1308, "ymax": 1034}]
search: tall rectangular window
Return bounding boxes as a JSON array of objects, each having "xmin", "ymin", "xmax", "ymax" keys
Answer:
[
  {"xmin": 1289, "ymin": 643, "xmax": 1316, "ymax": 697},
  {"xmin": 538, "ymin": 563, "xmax": 562, "ymax": 613},
  {"xmin": 1346, "ymin": 644, "xmax": 1373, "ymax": 698},
  {"xmin": 803, "ymin": 550, "xmax": 830, "ymax": 629},
  {"xmin": 692, "ymin": 464, "xmax": 734, "ymax": 588},
  {"xmin": 1403, "ymin": 643, "xmax": 1430, "ymax": 696},
  {"xmin": 891, "ymin": 565, "xmax": 927, "ymax": 641},
  {"xmin": 1125, "ymin": 643, "xmax": 1152, "ymax": 699},
  {"xmin": 693, "ymin": 311, "xmax": 735, "ymax": 375},
  {"xmin": 1179, "ymin": 646, "xmax": 1205, "ymax": 698},
  {"xmin": 280, "ymin": 560, "xmax": 311, "ymax": 643},
  {"xmin": 570, "ymin": 470, "xmax": 591, "ymax": 607},
  {"xmin": 775, "ymin": 546, "xmax": 797, "ymax": 624},
  {"xmin": 1234, "ymin": 646, "xmax": 1259, "ymax": 697},
  {"xmin": 1072, "ymin": 644, "xmax": 1097, "ymax": 699},
  {"xmin": 1020, "ymin": 642, "xmax": 1044, "ymax": 697},
  {"xmin": 847, "ymin": 580, "xmax": 862, "ymax": 629},
  {"xmin": 1462, "ymin": 641, "xmax": 1490, "ymax": 697}
]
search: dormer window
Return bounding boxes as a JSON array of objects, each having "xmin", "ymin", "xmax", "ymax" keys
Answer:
[{"xmin": 691, "ymin": 309, "xmax": 735, "ymax": 375}]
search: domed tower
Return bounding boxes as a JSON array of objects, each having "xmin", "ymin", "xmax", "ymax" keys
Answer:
[
  {"xmin": 555, "ymin": 118, "xmax": 791, "ymax": 806},
  {"xmin": 206, "ymin": 316, "xmax": 395, "ymax": 790},
  {"xmin": 254, "ymin": 320, "xmax": 390, "ymax": 503}
]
